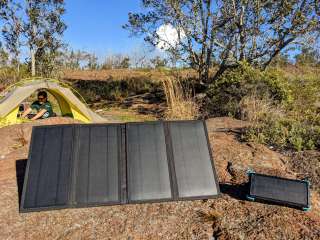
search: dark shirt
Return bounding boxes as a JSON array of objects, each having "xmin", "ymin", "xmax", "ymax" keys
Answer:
[{"xmin": 30, "ymin": 101, "xmax": 53, "ymax": 119}]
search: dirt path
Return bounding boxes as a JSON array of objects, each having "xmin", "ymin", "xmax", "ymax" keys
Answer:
[{"xmin": 0, "ymin": 117, "xmax": 319, "ymax": 239}]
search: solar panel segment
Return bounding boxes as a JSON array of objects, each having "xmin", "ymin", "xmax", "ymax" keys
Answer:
[
  {"xmin": 168, "ymin": 121, "xmax": 219, "ymax": 199},
  {"xmin": 73, "ymin": 125, "xmax": 121, "ymax": 205},
  {"xmin": 21, "ymin": 125, "xmax": 74, "ymax": 210},
  {"xmin": 126, "ymin": 122, "xmax": 172, "ymax": 202}
]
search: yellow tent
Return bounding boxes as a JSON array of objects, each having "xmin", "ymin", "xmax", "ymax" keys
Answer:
[{"xmin": 0, "ymin": 78, "xmax": 105, "ymax": 125}]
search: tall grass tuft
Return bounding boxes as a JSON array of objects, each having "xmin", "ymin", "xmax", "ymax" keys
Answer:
[
  {"xmin": 161, "ymin": 77, "xmax": 199, "ymax": 120},
  {"xmin": 239, "ymin": 92, "xmax": 284, "ymax": 124}
]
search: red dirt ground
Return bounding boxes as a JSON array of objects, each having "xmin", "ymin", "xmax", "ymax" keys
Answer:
[{"xmin": 0, "ymin": 117, "xmax": 319, "ymax": 239}]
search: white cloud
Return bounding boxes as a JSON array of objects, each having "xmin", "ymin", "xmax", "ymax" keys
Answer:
[{"xmin": 156, "ymin": 24, "xmax": 185, "ymax": 50}]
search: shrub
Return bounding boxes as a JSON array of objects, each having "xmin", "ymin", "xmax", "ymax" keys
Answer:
[
  {"xmin": 206, "ymin": 62, "xmax": 291, "ymax": 117},
  {"xmin": 239, "ymin": 64, "xmax": 320, "ymax": 151},
  {"xmin": 244, "ymin": 117, "xmax": 320, "ymax": 151}
]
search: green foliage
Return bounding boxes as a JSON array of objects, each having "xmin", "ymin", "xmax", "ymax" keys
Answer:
[
  {"xmin": 207, "ymin": 63, "xmax": 320, "ymax": 151},
  {"xmin": 286, "ymin": 72, "xmax": 320, "ymax": 120},
  {"xmin": 206, "ymin": 63, "xmax": 291, "ymax": 117},
  {"xmin": 244, "ymin": 117, "xmax": 320, "ymax": 151}
]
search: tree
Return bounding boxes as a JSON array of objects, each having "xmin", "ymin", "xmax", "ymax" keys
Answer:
[
  {"xmin": 0, "ymin": 0, "xmax": 10, "ymax": 20},
  {"xmin": 295, "ymin": 46, "xmax": 320, "ymax": 66},
  {"xmin": 124, "ymin": 0, "xmax": 220, "ymax": 83},
  {"xmin": 101, "ymin": 54, "xmax": 130, "ymax": 69},
  {"xmin": 61, "ymin": 49, "xmax": 96, "ymax": 70},
  {"xmin": 0, "ymin": 47, "xmax": 9, "ymax": 66},
  {"xmin": 1, "ymin": 0, "xmax": 22, "ymax": 73},
  {"xmin": 129, "ymin": 44, "xmax": 160, "ymax": 68},
  {"xmin": 217, "ymin": 1, "xmax": 320, "ymax": 72},
  {"xmin": 119, "ymin": 57, "xmax": 130, "ymax": 68},
  {"xmin": 150, "ymin": 56, "xmax": 167, "ymax": 68},
  {"xmin": 87, "ymin": 53, "xmax": 99, "ymax": 70},
  {"xmin": 124, "ymin": 0, "xmax": 320, "ymax": 84},
  {"xmin": 0, "ymin": 0, "xmax": 67, "ymax": 77},
  {"xmin": 24, "ymin": 0, "xmax": 66, "ymax": 76}
]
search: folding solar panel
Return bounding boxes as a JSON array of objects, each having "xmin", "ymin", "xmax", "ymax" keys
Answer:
[
  {"xmin": 20, "ymin": 120, "xmax": 220, "ymax": 212},
  {"xmin": 247, "ymin": 172, "xmax": 311, "ymax": 210}
]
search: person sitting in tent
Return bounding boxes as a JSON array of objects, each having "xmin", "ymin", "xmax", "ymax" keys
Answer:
[{"xmin": 21, "ymin": 91, "xmax": 54, "ymax": 120}]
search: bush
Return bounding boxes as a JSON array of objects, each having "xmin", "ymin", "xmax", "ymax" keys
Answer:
[
  {"xmin": 208, "ymin": 63, "xmax": 320, "ymax": 151},
  {"xmin": 244, "ymin": 117, "xmax": 320, "ymax": 151},
  {"xmin": 206, "ymin": 63, "xmax": 291, "ymax": 117}
]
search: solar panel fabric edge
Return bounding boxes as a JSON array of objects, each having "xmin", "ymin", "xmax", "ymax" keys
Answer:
[{"xmin": 202, "ymin": 120, "xmax": 221, "ymax": 198}]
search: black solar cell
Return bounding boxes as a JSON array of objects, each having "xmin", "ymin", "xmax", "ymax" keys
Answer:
[
  {"xmin": 21, "ymin": 125, "xmax": 74, "ymax": 210},
  {"xmin": 168, "ymin": 121, "xmax": 219, "ymax": 199},
  {"xmin": 73, "ymin": 125, "xmax": 121, "ymax": 205},
  {"xmin": 127, "ymin": 122, "xmax": 172, "ymax": 202},
  {"xmin": 248, "ymin": 173, "xmax": 310, "ymax": 209}
]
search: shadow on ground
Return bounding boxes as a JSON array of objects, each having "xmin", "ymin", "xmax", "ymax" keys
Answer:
[
  {"xmin": 15, "ymin": 159, "xmax": 27, "ymax": 207},
  {"xmin": 219, "ymin": 183, "xmax": 249, "ymax": 201},
  {"xmin": 219, "ymin": 182, "xmax": 305, "ymax": 210}
]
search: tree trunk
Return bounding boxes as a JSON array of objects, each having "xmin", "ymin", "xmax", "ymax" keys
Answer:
[
  {"xmin": 31, "ymin": 48, "xmax": 36, "ymax": 76},
  {"xmin": 212, "ymin": 64, "xmax": 227, "ymax": 81},
  {"xmin": 203, "ymin": 65, "xmax": 210, "ymax": 84},
  {"xmin": 31, "ymin": 24, "xmax": 37, "ymax": 77},
  {"xmin": 198, "ymin": 65, "xmax": 209, "ymax": 85},
  {"xmin": 262, "ymin": 38, "xmax": 295, "ymax": 70}
]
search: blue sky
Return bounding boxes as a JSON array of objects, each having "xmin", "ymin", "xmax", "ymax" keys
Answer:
[{"xmin": 63, "ymin": 1, "xmax": 144, "ymax": 57}]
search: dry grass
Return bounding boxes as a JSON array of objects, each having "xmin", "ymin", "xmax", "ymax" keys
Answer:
[
  {"xmin": 161, "ymin": 77, "xmax": 199, "ymax": 120},
  {"xmin": 239, "ymin": 93, "xmax": 284, "ymax": 124},
  {"xmin": 11, "ymin": 126, "xmax": 28, "ymax": 149},
  {"xmin": 62, "ymin": 68, "xmax": 199, "ymax": 82}
]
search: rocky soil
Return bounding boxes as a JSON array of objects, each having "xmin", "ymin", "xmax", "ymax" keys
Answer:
[{"xmin": 0, "ymin": 117, "xmax": 319, "ymax": 239}]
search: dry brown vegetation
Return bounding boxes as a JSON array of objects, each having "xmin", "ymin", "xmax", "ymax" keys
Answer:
[
  {"xmin": 239, "ymin": 93, "xmax": 284, "ymax": 124},
  {"xmin": 161, "ymin": 77, "xmax": 199, "ymax": 120},
  {"xmin": 63, "ymin": 68, "xmax": 198, "ymax": 82}
]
